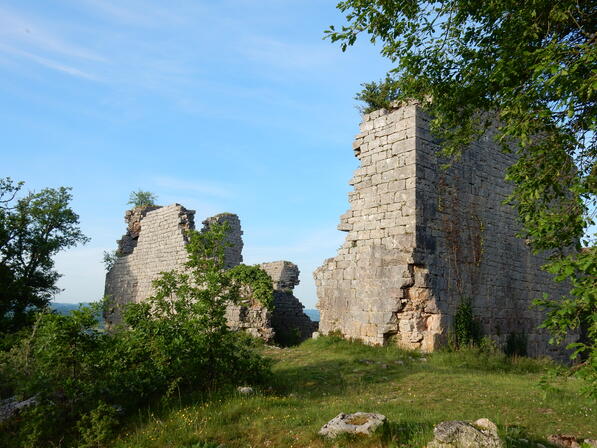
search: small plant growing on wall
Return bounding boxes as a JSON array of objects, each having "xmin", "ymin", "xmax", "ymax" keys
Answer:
[{"xmin": 127, "ymin": 190, "xmax": 157, "ymax": 208}]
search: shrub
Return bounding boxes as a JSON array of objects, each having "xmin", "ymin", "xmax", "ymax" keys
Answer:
[
  {"xmin": 127, "ymin": 190, "xmax": 157, "ymax": 208},
  {"xmin": 505, "ymin": 332, "xmax": 528, "ymax": 357},
  {"xmin": 0, "ymin": 223, "xmax": 271, "ymax": 447},
  {"xmin": 449, "ymin": 298, "xmax": 482, "ymax": 350}
]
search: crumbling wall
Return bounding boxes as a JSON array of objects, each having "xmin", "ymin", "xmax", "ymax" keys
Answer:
[
  {"xmin": 260, "ymin": 261, "xmax": 318, "ymax": 343},
  {"xmin": 105, "ymin": 204, "xmax": 194, "ymax": 326},
  {"xmin": 314, "ymin": 104, "xmax": 572, "ymax": 358},
  {"xmin": 105, "ymin": 205, "xmax": 315, "ymax": 343}
]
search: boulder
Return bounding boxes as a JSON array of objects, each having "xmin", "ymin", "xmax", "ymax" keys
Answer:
[
  {"xmin": 0, "ymin": 396, "xmax": 37, "ymax": 423},
  {"xmin": 547, "ymin": 434, "xmax": 581, "ymax": 448},
  {"xmin": 319, "ymin": 412, "xmax": 386, "ymax": 438},
  {"xmin": 236, "ymin": 386, "xmax": 254, "ymax": 395},
  {"xmin": 427, "ymin": 418, "xmax": 503, "ymax": 448}
]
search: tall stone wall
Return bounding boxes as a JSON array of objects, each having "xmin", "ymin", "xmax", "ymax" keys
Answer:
[
  {"xmin": 105, "ymin": 204, "xmax": 195, "ymax": 326},
  {"xmin": 314, "ymin": 104, "xmax": 573, "ymax": 358},
  {"xmin": 105, "ymin": 204, "xmax": 316, "ymax": 343}
]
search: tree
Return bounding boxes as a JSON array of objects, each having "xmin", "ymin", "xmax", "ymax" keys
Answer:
[
  {"xmin": 0, "ymin": 178, "xmax": 89, "ymax": 333},
  {"xmin": 127, "ymin": 190, "xmax": 157, "ymax": 208},
  {"xmin": 326, "ymin": 1, "xmax": 596, "ymax": 392}
]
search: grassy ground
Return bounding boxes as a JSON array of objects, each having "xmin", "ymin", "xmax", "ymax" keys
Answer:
[{"xmin": 112, "ymin": 336, "xmax": 596, "ymax": 448}]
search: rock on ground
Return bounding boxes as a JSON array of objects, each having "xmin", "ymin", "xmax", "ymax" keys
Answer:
[
  {"xmin": 547, "ymin": 434, "xmax": 581, "ymax": 448},
  {"xmin": 236, "ymin": 386, "xmax": 254, "ymax": 395},
  {"xmin": 0, "ymin": 396, "xmax": 37, "ymax": 423},
  {"xmin": 427, "ymin": 418, "xmax": 504, "ymax": 448},
  {"xmin": 319, "ymin": 412, "xmax": 386, "ymax": 438}
]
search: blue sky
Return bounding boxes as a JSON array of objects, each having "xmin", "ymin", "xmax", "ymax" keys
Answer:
[{"xmin": 1, "ymin": 0, "xmax": 394, "ymax": 308}]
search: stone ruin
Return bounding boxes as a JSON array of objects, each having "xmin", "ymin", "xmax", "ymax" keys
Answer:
[
  {"xmin": 104, "ymin": 204, "xmax": 317, "ymax": 343},
  {"xmin": 314, "ymin": 102, "xmax": 574, "ymax": 359}
]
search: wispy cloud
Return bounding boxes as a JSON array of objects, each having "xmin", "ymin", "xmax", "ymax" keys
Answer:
[
  {"xmin": 0, "ymin": 5, "xmax": 105, "ymax": 79},
  {"xmin": 0, "ymin": 43, "xmax": 99, "ymax": 80}
]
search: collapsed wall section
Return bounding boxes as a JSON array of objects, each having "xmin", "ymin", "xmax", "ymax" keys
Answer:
[
  {"xmin": 105, "ymin": 205, "xmax": 316, "ymax": 343},
  {"xmin": 315, "ymin": 104, "xmax": 571, "ymax": 358},
  {"xmin": 314, "ymin": 104, "xmax": 436, "ymax": 348},
  {"xmin": 260, "ymin": 261, "xmax": 318, "ymax": 343},
  {"xmin": 105, "ymin": 204, "xmax": 194, "ymax": 326}
]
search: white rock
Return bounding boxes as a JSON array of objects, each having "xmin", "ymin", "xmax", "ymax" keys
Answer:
[
  {"xmin": 236, "ymin": 386, "xmax": 254, "ymax": 395},
  {"xmin": 427, "ymin": 418, "xmax": 504, "ymax": 448},
  {"xmin": 319, "ymin": 412, "xmax": 386, "ymax": 438}
]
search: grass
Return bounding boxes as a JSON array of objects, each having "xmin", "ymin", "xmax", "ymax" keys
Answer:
[{"xmin": 112, "ymin": 336, "xmax": 596, "ymax": 448}]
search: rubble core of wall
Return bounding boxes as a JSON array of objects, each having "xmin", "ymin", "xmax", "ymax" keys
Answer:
[
  {"xmin": 260, "ymin": 261, "xmax": 319, "ymax": 342},
  {"xmin": 104, "ymin": 205, "xmax": 316, "ymax": 343},
  {"xmin": 314, "ymin": 104, "xmax": 572, "ymax": 359}
]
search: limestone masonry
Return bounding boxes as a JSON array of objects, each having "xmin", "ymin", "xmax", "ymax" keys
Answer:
[
  {"xmin": 104, "ymin": 205, "xmax": 316, "ymax": 342},
  {"xmin": 314, "ymin": 103, "xmax": 572, "ymax": 358}
]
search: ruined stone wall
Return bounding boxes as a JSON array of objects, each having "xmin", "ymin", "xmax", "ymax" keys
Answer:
[
  {"xmin": 105, "ymin": 204, "xmax": 194, "ymax": 326},
  {"xmin": 260, "ymin": 261, "xmax": 318, "ymax": 342},
  {"xmin": 105, "ymin": 205, "xmax": 316, "ymax": 343},
  {"xmin": 315, "ymin": 104, "xmax": 572, "ymax": 358}
]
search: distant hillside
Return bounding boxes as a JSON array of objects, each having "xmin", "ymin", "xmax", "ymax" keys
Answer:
[
  {"xmin": 51, "ymin": 302, "xmax": 90, "ymax": 315},
  {"xmin": 304, "ymin": 309, "xmax": 319, "ymax": 322},
  {"xmin": 52, "ymin": 303, "xmax": 320, "ymax": 323}
]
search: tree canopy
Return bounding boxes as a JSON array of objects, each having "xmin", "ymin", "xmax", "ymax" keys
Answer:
[
  {"xmin": 0, "ymin": 178, "xmax": 89, "ymax": 333},
  {"xmin": 326, "ymin": 0, "xmax": 596, "ymax": 393}
]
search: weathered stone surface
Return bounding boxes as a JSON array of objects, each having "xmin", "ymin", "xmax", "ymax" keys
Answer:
[
  {"xmin": 314, "ymin": 104, "xmax": 575, "ymax": 359},
  {"xmin": 104, "ymin": 205, "xmax": 315, "ymax": 342},
  {"xmin": 318, "ymin": 412, "xmax": 386, "ymax": 438},
  {"xmin": 427, "ymin": 419, "xmax": 503, "ymax": 448},
  {"xmin": 260, "ymin": 261, "xmax": 317, "ymax": 342},
  {"xmin": 236, "ymin": 386, "xmax": 254, "ymax": 395},
  {"xmin": 547, "ymin": 434, "xmax": 581, "ymax": 448},
  {"xmin": 0, "ymin": 396, "xmax": 37, "ymax": 423}
]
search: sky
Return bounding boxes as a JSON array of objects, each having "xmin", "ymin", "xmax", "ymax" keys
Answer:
[{"xmin": 1, "ymin": 0, "xmax": 395, "ymax": 308}]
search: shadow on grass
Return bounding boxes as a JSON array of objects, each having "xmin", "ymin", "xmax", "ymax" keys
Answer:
[{"xmin": 270, "ymin": 357, "xmax": 419, "ymax": 398}]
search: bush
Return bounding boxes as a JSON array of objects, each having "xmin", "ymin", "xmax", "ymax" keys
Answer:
[
  {"xmin": 449, "ymin": 298, "xmax": 482, "ymax": 350},
  {"xmin": 0, "ymin": 223, "xmax": 271, "ymax": 447}
]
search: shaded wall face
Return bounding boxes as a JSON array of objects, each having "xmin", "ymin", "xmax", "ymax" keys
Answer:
[
  {"xmin": 414, "ymin": 113, "xmax": 571, "ymax": 359},
  {"xmin": 315, "ymin": 105, "xmax": 440, "ymax": 349},
  {"xmin": 315, "ymin": 105, "xmax": 572, "ymax": 358}
]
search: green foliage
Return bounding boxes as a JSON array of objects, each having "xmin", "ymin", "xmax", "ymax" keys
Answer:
[
  {"xmin": 533, "ymin": 247, "xmax": 597, "ymax": 397},
  {"xmin": 127, "ymin": 190, "xmax": 157, "ymax": 208},
  {"xmin": 354, "ymin": 76, "xmax": 400, "ymax": 114},
  {"xmin": 77, "ymin": 402, "xmax": 120, "ymax": 448},
  {"xmin": 102, "ymin": 249, "xmax": 122, "ymax": 271},
  {"xmin": 505, "ymin": 332, "xmax": 529, "ymax": 358},
  {"xmin": 326, "ymin": 0, "xmax": 596, "ymax": 393},
  {"xmin": 227, "ymin": 264, "xmax": 274, "ymax": 310},
  {"xmin": 450, "ymin": 298, "xmax": 482, "ymax": 350},
  {"xmin": 0, "ymin": 223, "xmax": 271, "ymax": 447},
  {"xmin": 0, "ymin": 177, "xmax": 89, "ymax": 334}
]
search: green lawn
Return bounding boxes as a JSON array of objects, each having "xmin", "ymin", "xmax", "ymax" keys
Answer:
[{"xmin": 112, "ymin": 336, "xmax": 596, "ymax": 448}]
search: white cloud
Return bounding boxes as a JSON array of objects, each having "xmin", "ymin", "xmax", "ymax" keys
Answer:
[{"xmin": 0, "ymin": 5, "xmax": 105, "ymax": 79}]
